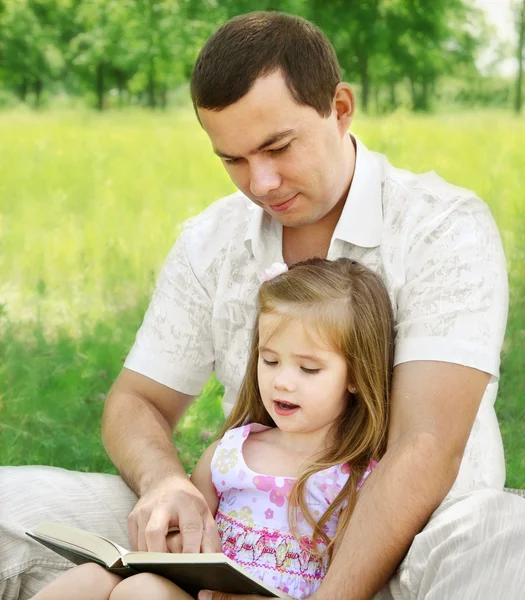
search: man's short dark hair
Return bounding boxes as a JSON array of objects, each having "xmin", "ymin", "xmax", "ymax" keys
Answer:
[{"xmin": 190, "ymin": 11, "xmax": 341, "ymax": 118}]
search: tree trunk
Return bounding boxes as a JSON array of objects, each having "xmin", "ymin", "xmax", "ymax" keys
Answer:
[
  {"xmin": 421, "ymin": 79, "xmax": 430, "ymax": 111},
  {"xmin": 148, "ymin": 59, "xmax": 156, "ymax": 109},
  {"xmin": 96, "ymin": 62, "xmax": 105, "ymax": 111},
  {"xmin": 19, "ymin": 77, "xmax": 28, "ymax": 102},
  {"xmin": 34, "ymin": 79, "xmax": 43, "ymax": 109},
  {"xmin": 159, "ymin": 84, "xmax": 167, "ymax": 109},
  {"xmin": 359, "ymin": 49, "xmax": 369, "ymax": 113},
  {"xmin": 115, "ymin": 69, "xmax": 126, "ymax": 108},
  {"xmin": 374, "ymin": 86, "xmax": 380, "ymax": 114},
  {"xmin": 409, "ymin": 76, "xmax": 417, "ymax": 109},
  {"xmin": 146, "ymin": 0, "xmax": 156, "ymax": 109},
  {"xmin": 410, "ymin": 77, "xmax": 431, "ymax": 112},
  {"xmin": 515, "ymin": 0, "xmax": 525, "ymax": 114},
  {"xmin": 390, "ymin": 76, "xmax": 397, "ymax": 110}
]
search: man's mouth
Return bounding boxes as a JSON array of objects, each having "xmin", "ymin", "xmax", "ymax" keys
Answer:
[{"xmin": 267, "ymin": 194, "xmax": 298, "ymax": 213}]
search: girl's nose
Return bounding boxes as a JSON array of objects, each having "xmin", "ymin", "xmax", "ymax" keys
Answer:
[{"xmin": 273, "ymin": 369, "xmax": 296, "ymax": 392}]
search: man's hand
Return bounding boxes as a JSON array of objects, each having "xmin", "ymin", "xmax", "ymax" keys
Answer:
[
  {"xmin": 166, "ymin": 531, "xmax": 183, "ymax": 553},
  {"xmin": 128, "ymin": 473, "xmax": 222, "ymax": 553}
]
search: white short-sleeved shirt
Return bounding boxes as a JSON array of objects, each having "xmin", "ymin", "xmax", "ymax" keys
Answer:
[{"xmin": 125, "ymin": 136, "xmax": 508, "ymax": 492}]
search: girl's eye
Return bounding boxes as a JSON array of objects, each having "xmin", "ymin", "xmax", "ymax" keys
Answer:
[
  {"xmin": 270, "ymin": 142, "xmax": 291, "ymax": 155},
  {"xmin": 224, "ymin": 157, "xmax": 239, "ymax": 165},
  {"xmin": 263, "ymin": 359, "xmax": 277, "ymax": 366},
  {"xmin": 301, "ymin": 367, "xmax": 320, "ymax": 374}
]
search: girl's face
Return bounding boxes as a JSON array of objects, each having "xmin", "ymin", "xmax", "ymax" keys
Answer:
[{"xmin": 257, "ymin": 313, "xmax": 351, "ymax": 437}]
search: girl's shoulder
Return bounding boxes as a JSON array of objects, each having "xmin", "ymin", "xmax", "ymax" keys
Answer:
[
  {"xmin": 210, "ymin": 423, "xmax": 274, "ymax": 481},
  {"xmin": 216, "ymin": 423, "xmax": 273, "ymax": 449}
]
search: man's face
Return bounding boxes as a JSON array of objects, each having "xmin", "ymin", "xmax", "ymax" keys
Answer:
[{"xmin": 198, "ymin": 71, "xmax": 352, "ymax": 228}]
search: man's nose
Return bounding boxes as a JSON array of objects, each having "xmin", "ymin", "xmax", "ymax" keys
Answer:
[{"xmin": 249, "ymin": 160, "xmax": 281, "ymax": 198}]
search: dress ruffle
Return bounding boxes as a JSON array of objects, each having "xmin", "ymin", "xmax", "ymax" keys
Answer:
[{"xmin": 217, "ymin": 510, "xmax": 327, "ymax": 599}]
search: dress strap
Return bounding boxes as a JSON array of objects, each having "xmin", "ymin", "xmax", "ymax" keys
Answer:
[{"xmin": 210, "ymin": 424, "xmax": 272, "ymax": 494}]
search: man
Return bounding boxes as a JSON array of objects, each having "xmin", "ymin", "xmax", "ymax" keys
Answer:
[{"xmin": 1, "ymin": 11, "xmax": 524, "ymax": 600}]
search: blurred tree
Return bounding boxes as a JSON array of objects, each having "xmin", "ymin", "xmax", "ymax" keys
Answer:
[
  {"xmin": 70, "ymin": 0, "xmax": 137, "ymax": 110},
  {"xmin": 0, "ymin": 0, "xmax": 496, "ymax": 112},
  {"xmin": 384, "ymin": 0, "xmax": 484, "ymax": 111},
  {"xmin": 0, "ymin": 0, "xmax": 64, "ymax": 107},
  {"xmin": 308, "ymin": 0, "xmax": 380, "ymax": 112},
  {"xmin": 514, "ymin": 0, "xmax": 525, "ymax": 113},
  {"xmin": 306, "ymin": 0, "xmax": 483, "ymax": 113},
  {"xmin": 126, "ymin": 0, "xmax": 184, "ymax": 109}
]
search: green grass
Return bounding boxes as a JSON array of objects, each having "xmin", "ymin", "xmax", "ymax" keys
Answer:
[{"xmin": 0, "ymin": 107, "xmax": 523, "ymax": 486}]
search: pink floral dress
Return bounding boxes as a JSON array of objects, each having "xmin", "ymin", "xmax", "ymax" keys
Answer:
[{"xmin": 211, "ymin": 424, "xmax": 377, "ymax": 599}]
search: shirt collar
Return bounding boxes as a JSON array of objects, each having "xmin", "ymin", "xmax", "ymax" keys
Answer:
[
  {"xmin": 244, "ymin": 134, "xmax": 383, "ymax": 260},
  {"xmin": 244, "ymin": 204, "xmax": 282, "ymax": 265},
  {"xmin": 244, "ymin": 202, "xmax": 265, "ymax": 258},
  {"xmin": 332, "ymin": 135, "xmax": 383, "ymax": 248}
]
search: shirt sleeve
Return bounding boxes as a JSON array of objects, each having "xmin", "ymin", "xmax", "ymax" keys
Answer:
[
  {"xmin": 124, "ymin": 230, "xmax": 215, "ymax": 395},
  {"xmin": 393, "ymin": 195, "xmax": 508, "ymax": 380}
]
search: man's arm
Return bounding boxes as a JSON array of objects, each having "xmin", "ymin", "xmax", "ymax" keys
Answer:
[
  {"xmin": 101, "ymin": 367, "xmax": 222, "ymax": 555},
  {"xmin": 308, "ymin": 360, "xmax": 490, "ymax": 600}
]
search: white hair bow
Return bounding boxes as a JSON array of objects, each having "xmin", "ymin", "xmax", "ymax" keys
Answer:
[{"xmin": 257, "ymin": 262, "xmax": 288, "ymax": 283}]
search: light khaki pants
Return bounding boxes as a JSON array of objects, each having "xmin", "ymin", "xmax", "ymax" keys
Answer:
[{"xmin": 1, "ymin": 466, "xmax": 524, "ymax": 599}]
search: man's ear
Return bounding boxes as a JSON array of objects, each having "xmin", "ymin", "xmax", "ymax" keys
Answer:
[{"xmin": 332, "ymin": 82, "xmax": 355, "ymax": 134}]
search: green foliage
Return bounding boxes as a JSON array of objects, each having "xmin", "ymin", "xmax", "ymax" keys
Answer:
[
  {"xmin": 0, "ymin": 0, "xmax": 506, "ymax": 112},
  {"xmin": 0, "ymin": 108, "xmax": 523, "ymax": 487},
  {"xmin": 306, "ymin": 0, "xmax": 486, "ymax": 111},
  {"xmin": 0, "ymin": 0, "xmax": 65, "ymax": 106},
  {"xmin": 513, "ymin": 0, "xmax": 525, "ymax": 113}
]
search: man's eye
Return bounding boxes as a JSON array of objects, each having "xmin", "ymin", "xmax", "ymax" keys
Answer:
[
  {"xmin": 301, "ymin": 367, "xmax": 320, "ymax": 374},
  {"xmin": 270, "ymin": 143, "xmax": 291, "ymax": 155},
  {"xmin": 224, "ymin": 157, "xmax": 239, "ymax": 165}
]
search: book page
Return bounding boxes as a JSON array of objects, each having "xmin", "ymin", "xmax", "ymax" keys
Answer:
[{"xmin": 29, "ymin": 521, "xmax": 129, "ymax": 568}]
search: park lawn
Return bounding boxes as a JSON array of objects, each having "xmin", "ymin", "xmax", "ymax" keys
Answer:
[{"xmin": 0, "ymin": 107, "xmax": 523, "ymax": 487}]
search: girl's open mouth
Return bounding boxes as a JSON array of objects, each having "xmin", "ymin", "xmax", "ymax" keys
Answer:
[{"xmin": 273, "ymin": 400, "xmax": 300, "ymax": 416}]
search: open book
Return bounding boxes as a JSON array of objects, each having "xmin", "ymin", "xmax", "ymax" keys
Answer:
[{"xmin": 27, "ymin": 521, "xmax": 293, "ymax": 599}]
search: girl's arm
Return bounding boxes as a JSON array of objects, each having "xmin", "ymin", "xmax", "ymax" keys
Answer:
[{"xmin": 190, "ymin": 440, "xmax": 220, "ymax": 517}]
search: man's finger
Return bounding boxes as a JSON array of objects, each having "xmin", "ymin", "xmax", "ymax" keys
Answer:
[
  {"xmin": 166, "ymin": 532, "xmax": 183, "ymax": 553},
  {"xmin": 201, "ymin": 529, "xmax": 222, "ymax": 554},
  {"xmin": 136, "ymin": 511, "xmax": 149, "ymax": 552},
  {"xmin": 144, "ymin": 508, "xmax": 170, "ymax": 552},
  {"xmin": 127, "ymin": 513, "xmax": 139, "ymax": 551},
  {"xmin": 179, "ymin": 514, "xmax": 204, "ymax": 553},
  {"xmin": 201, "ymin": 514, "xmax": 223, "ymax": 553}
]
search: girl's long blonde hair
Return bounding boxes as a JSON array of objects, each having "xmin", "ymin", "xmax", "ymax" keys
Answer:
[{"xmin": 220, "ymin": 258, "xmax": 394, "ymax": 560}]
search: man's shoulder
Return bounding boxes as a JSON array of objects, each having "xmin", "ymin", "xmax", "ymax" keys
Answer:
[
  {"xmin": 379, "ymin": 154, "xmax": 477, "ymax": 205},
  {"xmin": 375, "ymin": 156, "xmax": 503, "ymax": 267},
  {"xmin": 378, "ymin": 154, "xmax": 491, "ymax": 227}
]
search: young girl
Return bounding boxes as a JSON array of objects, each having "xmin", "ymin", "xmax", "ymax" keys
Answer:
[{"xmin": 34, "ymin": 257, "xmax": 394, "ymax": 600}]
